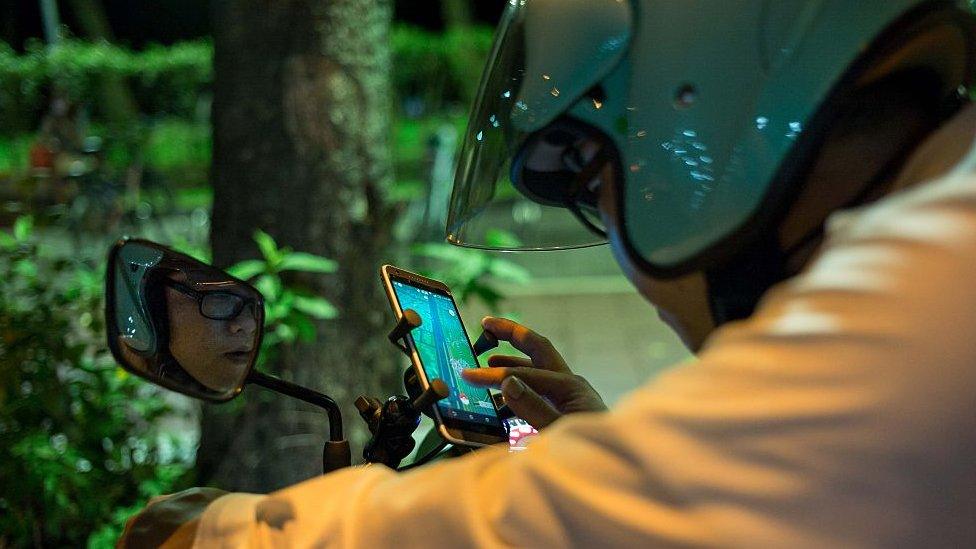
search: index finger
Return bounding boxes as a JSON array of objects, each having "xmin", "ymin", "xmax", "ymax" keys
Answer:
[
  {"xmin": 481, "ymin": 317, "xmax": 570, "ymax": 373},
  {"xmin": 462, "ymin": 366, "xmax": 576, "ymax": 394}
]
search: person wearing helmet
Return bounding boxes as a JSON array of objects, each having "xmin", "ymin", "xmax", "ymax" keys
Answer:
[
  {"xmin": 110, "ymin": 244, "xmax": 261, "ymax": 399},
  {"xmin": 123, "ymin": 1, "xmax": 976, "ymax": 546},
  {"xmin": 157, "ymin": 270, "xmax": 261, "ymax": 393}
]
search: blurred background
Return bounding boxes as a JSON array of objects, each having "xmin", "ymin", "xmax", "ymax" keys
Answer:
[{"xmin": 0, "ymin": 1, "xmax": 688, "ymax": 546}]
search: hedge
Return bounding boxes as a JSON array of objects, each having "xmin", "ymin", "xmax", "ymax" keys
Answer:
[{"xmin": 0, "ymin": 25, "xmax": 495, "ymax": 132}]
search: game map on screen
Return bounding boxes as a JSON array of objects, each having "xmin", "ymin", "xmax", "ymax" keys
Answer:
[{"xmin": 392, "ymin": 281, "xmax": 499, "ymax": 425}]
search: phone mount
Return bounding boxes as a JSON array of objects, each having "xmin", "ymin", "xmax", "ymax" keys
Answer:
[
  {"xmin": 355, "ymin": 310, "xmax": 449, "ymax": 469},
  {"xmin": 355, "ymin": 309, "xmax": 516, "ymax": 470}
]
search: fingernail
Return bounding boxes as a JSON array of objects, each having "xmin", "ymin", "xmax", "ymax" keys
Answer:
[
  {"xmin": 501, "ymin": 376, "xmax": 525, "ymax": 400},
  {"xmin": 481, "ymin": 316, "xmax": 492, "ymax": 328}
]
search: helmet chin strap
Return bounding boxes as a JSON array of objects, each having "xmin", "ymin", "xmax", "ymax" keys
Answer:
[{"xmin": 563, "ymin": 146, "xmax": 612, "ymax": 238}]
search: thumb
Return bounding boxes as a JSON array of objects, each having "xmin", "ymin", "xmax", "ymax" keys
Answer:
[{"xmin": 501, "ymin": 376, "xmax": 561, "ymax": 429}]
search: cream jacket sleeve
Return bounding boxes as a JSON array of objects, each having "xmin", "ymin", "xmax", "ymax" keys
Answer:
[{"xmin": 194, "ymin": 151, "xmax": 976, "ymax": 548}]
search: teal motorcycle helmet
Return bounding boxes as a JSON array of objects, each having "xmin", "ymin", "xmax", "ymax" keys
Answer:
[
  {"xmin": 112, "ymin": 241, "xmax": 167, "ymax": 356},
  {"xmin": 447, "ymin": 0, "xmax": 976, "ymax": 323}
]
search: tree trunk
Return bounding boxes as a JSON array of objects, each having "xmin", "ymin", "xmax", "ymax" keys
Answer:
[{"xmin": 200, "ymin": 0, "xmax": 400, "ymax": 493}]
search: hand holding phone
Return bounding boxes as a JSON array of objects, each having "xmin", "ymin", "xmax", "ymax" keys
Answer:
[{"xmin": 461, "ymin": 316, "xmax": 607, "ymax": 429}]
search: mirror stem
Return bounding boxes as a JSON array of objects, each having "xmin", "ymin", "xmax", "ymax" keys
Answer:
[{"xmin": 246, "ymin": 370, "xmax": 343, "ymax": 441}]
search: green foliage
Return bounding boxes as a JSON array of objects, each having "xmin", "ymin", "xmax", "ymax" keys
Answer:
[
  {"xmin": 391, "ymin": 25, "xmax": 495, "ymax": 108},
  {"xmin": 0, "ymin": 133, "xmax": 33, "ymax": 176},
  {"xmin": 142, "ymin": 118, "xmax": 212, "ymax": 185},
  {"xmin": 411, "ymin": 230, "xmax": 531, "ymax": 312},
  {"xmin": 0, "ymin": 18, "xmax": 494, "ymax": 548},
  {"xmin": 0, "ymin": 40, "xmax": 213, "ymax": 132},
  {"xmin": 0, "ymin": 25, "xmax": 493, "ymax": 133},
  {"xmin": 0, "ymin": 216, "xmax": 193, "ymax": 548},
  {"xmin": 227, "ymin": 230, "xmax": 338, "ymax": 368}
]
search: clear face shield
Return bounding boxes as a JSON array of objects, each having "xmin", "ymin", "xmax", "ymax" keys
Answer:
[{"xmin": 446, "ymin": 3, "xmax": 615, "ymax": 251}]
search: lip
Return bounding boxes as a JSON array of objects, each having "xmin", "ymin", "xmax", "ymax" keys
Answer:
[{"xmin": 222, "ymin": 350, "xmax": 253, "ymax": 360}]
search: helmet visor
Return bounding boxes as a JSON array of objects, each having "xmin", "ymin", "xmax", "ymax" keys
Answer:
[{"xmin": 446, "ymin": 3, "xmax": 608, "ymax": 251}]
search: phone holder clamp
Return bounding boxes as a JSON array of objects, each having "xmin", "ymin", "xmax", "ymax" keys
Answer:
[{"xmin": 354, "ymin": 309, "xmax": 449, "ymax": 469}]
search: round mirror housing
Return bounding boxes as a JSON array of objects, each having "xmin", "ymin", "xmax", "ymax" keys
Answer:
[{"xmin": 105, "ymin": 239, "xmax": 264, "ymax": 402}]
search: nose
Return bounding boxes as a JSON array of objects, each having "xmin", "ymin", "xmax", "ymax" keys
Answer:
[{"xmin": 228, "ymin": 304, "xmax": 258, "ymax": 336}]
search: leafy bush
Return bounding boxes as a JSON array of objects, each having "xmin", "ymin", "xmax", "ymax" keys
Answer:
[
  {"xmin": 0, "ymin": 217, "xmax": 194, "ymax": 548},
  {"xmin": 0, "ymin": 133, "xmax": 33, "ymax": 176},
  {"xmin": 411, "ymin": 230, "xmax": 530, "ymax": 312},
  {"xmin": 141, "ymin": 118, "xmax": 212, "ymax": 186},
  {"xmin": 391, "ymin": 25, "xmax": 494, "ymax": 109},
  {"xmin": 0, "ymin": 24, "xmax": 494, "ymax": 132},
  {"xmin": 0, "ymin": 39, "xmax": 213, "ymax": 132},
  {"xmin": 227, "ymin": 230, "xmax": 339, "ymax": 369}
]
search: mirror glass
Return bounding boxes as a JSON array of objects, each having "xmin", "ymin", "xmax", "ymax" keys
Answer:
[{"xmin": 106, "ymin": 239, "xmax": 264, "ymax": 401}]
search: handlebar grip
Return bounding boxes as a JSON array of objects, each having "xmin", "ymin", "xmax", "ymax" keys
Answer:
[{"xmin": 323, "ymin": 440, "xmax": 351, "ymax": 473}]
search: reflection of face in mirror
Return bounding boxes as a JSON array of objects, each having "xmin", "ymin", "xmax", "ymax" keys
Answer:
[
  {"xmin": 108, "ymin": 241, "xmax": 263, "ymax": 401},
  {"xmin": 162, "ymin": 273, "xmax": 258, "ymax": 393}
]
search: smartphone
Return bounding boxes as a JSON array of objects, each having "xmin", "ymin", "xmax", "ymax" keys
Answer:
[{"xmin": 380, "ymin": 265, "xmax": 509, "ymax": 447}]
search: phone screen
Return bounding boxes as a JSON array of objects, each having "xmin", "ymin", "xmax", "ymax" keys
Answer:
[{"xmin": 390, "ymin": 279, "xmax": 502, "ymax": 430}]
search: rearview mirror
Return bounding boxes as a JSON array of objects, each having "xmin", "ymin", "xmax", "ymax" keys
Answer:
[{"xmin": 105, "ymin": 239, "xmax": 264, "ymax": 402}]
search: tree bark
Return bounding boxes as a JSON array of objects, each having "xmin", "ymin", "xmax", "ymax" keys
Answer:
[{"xmin": 201, "ymin": 0, "xmax": 400, "ymax": 492}]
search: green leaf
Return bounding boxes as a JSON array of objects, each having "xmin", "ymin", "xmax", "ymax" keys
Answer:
[
  {"xmin": 291, "ymin": 314, "xmax": 317, "ymax": 342},
  {"xmin": 13, "ymin": 215, "xmax": 34, "ymax": 241},
  {"xmin": 13, "ymin": 258, "xmax": 37, "ymax": 278},
  {"xmin": 473, "ymin": 285, "xmax": 504, "ymax": 311},
  {"xmin": 253, "ymin": 230, "xmax": 281, "ymax": 265},
  {"xmin": 0, "ymin": 230, "xmax": 16, "ymax": 249},
  {"xmin": 226, "ymin": 259, "xmax": 266, "ymax": 281},
  {"xmin": 275, "ymin": 323, "xmax": 296, "ymax": 342},
  {"xmin": 265, "ymin": 300, "xmax": 289, "ymax": 323},
  {"xmin": 488, "ymin": 259, "xmax": 531, "ymax": 284},
  {"xmin": 253, "ymin": 274, "xmax": 282, "ymax": 302},
  {"xmin": 278, "ymin": 252, "xmax": 337, "ymax": 274},
  {"xmin": 292, "ymin": 295, "xmax": 338, "ymax": 320},
  {"xmin": 484, "ymin": 229, "xmax": 522, "ymax": 249}
]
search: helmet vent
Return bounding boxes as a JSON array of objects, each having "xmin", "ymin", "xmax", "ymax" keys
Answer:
[{"xmin": 673, "ymin": 84, "xmax": 698, "ymax": 109}]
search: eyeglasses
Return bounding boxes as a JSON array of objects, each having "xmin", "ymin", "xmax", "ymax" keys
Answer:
[{"xmin": 164, "ymin": 280, "xmax": 258, "ymax": 320}]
